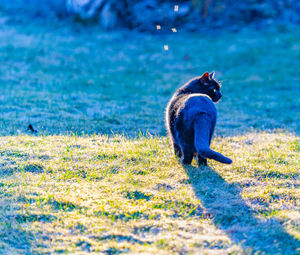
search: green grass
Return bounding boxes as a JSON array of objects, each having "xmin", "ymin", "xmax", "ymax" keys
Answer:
[
  {"xmin": 0, "ymin": 11, "xmax": 299, "ymax": 254},
  {"xmin": 0, "ymin": 133, "xmax": 299, "ymax": 254}
]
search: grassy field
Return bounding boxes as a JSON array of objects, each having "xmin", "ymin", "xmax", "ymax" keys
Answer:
[
  {"xmin": 0, "ymin": 10, "xmax": 299, "ymax": 254},
  {"xmin": 1, "ymin": 133, "xmax": 299, "ymax": 254}
]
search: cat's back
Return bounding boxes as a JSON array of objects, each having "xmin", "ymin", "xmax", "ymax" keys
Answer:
[
  {"xmin": 174, "ymin": 93, "xmax": 217, "ymax": 119},
  {"xmin": 166, "ymin": 93, "xmax": 217, "ymax": 135}
]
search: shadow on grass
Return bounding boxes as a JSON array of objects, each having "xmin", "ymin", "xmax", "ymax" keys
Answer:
[
  {"xmin": 184, "ymin": 165, "xmax": 300, "ymax": 254},
  {"xmin": 0, "ymin": 218, "xmax": 35, "ymax": 254}
]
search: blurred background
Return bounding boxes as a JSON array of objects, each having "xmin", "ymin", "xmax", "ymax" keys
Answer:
[
  {"xmin": 0, "ymin": 0, "xmax": 299, "ymax": 136},
  {"xmin": 2, "ymin": 0, "xmax": 300, "ymax": 31}
]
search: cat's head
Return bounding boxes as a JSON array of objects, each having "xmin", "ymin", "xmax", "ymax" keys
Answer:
[{"xmin": 199, "ymin": 72, "xmax": 222, "ymax": 102}]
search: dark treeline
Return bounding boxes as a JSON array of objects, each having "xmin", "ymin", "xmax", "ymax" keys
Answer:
[{"xmin": 1, "ymin": 0, "xmax": 299, "ymax": 31}]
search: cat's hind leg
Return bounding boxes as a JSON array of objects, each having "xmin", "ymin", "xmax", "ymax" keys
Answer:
[
  {"xmin": 175, "ymin": 125, "xmax": 194, "ymax": 165},
  {"xmin": 182, "ymin": 151, "xmax": 193, "ymax": 165},
  {"xmin": 181, "ymin": 145, "xmax": 194, "ymax": 165},
  {"xmin": 173, "ymin": 143, "xmax": 182, "ymax": 158},
  {"xmin": 196, "ymin": 155, "xmax": 207, "ymax": 166}
]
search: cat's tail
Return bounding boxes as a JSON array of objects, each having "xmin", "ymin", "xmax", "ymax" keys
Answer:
[
  {"xmin": 196, "ymin": 147, "xmax": 232, "ymax": 164},
  {"xmin": 194, "ymin": 118, "xmax": 232, "ymax": 164}
]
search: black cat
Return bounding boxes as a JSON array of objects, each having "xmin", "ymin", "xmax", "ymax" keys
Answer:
[{"xmin": 165, "ymin": 72, "xmax": 232, "ymax": 166}]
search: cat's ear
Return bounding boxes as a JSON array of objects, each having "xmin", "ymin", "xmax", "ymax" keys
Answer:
[
  {"xmin": 200, "ymin": 72, "xmax": 210, "ymax": 85},
  {"xmin": 209, "ymin": 71, "xmax": 215, "ymax": 79},
  {"xmin": 201, "ymin": 72, "xmax": 210, "ymax": 79}
]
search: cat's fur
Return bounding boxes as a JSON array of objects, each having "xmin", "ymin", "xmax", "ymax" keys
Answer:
[{"xmin": 165, "ymin": 72, "xmax": 232, "ymax": 166}]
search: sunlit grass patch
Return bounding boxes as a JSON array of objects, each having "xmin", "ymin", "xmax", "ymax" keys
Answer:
[{"xmin": 0, "ymin": 132, "xmax": 299, "ymax": 254}]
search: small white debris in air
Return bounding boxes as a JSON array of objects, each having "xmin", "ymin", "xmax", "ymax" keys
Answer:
[
  {"xmin": 174, "ymin": 5, "xmax": 179, "ymax": 12},
  {"xmin": 164, "ymin": 45, "xmax": 169, "ymax": 51},
  {"xmin": 156, "ymin": 25, "xmax": 161, "ymax": 30},
  {"xmin": 172, "ymin": 28, "xmax": 177, "ymax": 32}
]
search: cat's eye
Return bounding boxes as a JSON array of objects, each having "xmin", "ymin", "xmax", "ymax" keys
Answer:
[{"xmin": 213, "ymin": 89, "xmax": 216, "ymax": 93}]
